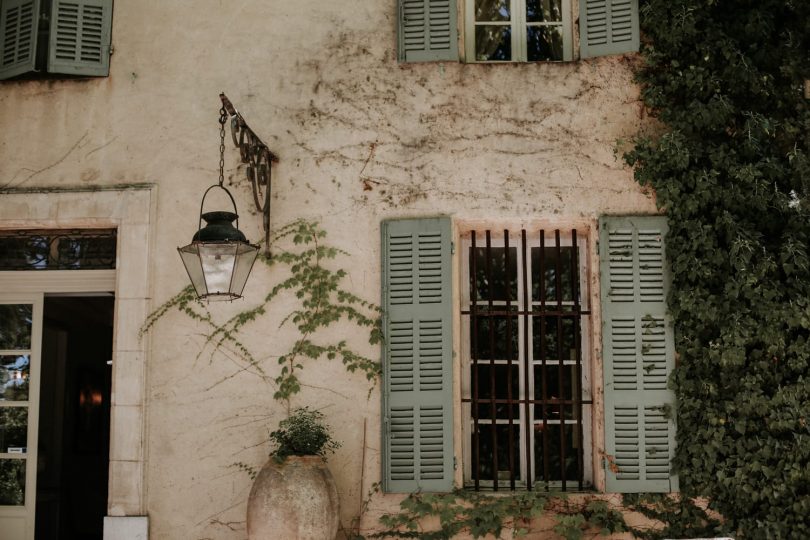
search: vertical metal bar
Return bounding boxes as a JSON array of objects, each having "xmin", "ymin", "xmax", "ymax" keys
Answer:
[
  {"xmin": 554, "ymin": 229, "xmax": 566, "ymax": 491},
  {"xmin": 539, "ymin": 230, "xmax": 551, "ymax": 486},
  {"xmin": 571, "ymin": 229, "xmax": 584, "ymax": 490},
  {"xmin": 504, "ymin": 230, "xmax": 516, "ymax": 490},
  {"xmin": 471, "ymin": 232, "xmax": 481, "ymax": 491},
  {"xmin": 521, "ymin": 230, "xmax": 532, "ymax": 490},
  {"xmin": 485, "ymin": 231, "xmax": 499, "ymax": 491}
]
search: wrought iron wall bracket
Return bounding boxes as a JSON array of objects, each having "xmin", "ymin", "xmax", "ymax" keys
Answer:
[{"xmin": 220, "ymin": 93, "xmax": 279, "ymax": 255}]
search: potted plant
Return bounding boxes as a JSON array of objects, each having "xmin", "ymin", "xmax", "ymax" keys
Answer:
[{"xmin": 246, "ymin": 407, "xmax": 342, "ymax": 540}]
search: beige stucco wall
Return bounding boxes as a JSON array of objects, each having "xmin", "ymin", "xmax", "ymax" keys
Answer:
[{"xmin": 0, "ymin": 0, "xmax": 658, "ymax": 538}]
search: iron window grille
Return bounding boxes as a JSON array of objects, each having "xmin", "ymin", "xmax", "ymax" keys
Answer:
[
  {"xmin": 461, "ymin": 228, "xmax": 592, "ymax": 491},
  {"xmin": 0, "ymin": 229, "xmax": 117, "ymax": 270}
]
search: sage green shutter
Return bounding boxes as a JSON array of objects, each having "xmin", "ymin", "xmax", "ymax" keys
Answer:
[
  {"xmin": 579, "ymin": 0, "xmax": 639, "ymax": 58},
  {"xmin": 0, "ymin": 0, "xmax": 39, "ymax": 80},
  {"xmin": 599, "ymin": 216, "xmax": 678, "ymax": 493},
  {"xmin": 397, "ymin": 0, "xmax": 458, "ymax": 63},
  {"xmin": 47, "ymin": 0, "xmax": 112, "ymax": 76},
  {"xmin": 381, "ymin": 217, "xmax": 454, "ymax": 493}
]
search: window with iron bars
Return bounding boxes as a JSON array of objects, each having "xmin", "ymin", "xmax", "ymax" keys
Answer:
[{"xmin": 461, "ymin": 228, "xmax": 592, "ymax": 491}]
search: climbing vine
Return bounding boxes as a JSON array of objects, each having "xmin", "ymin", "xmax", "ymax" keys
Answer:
[
  {"xmin": 142, "ymin": 220, "xmax": 381, "ymax": 403},
  {"xmin": 626, "ymin": 0, "xmax": 810, "ymax": 537}
]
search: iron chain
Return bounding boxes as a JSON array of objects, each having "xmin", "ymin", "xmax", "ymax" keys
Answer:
[{"xmin": 218, "ymin": 107, "xmax": 227, "ymax": 186}]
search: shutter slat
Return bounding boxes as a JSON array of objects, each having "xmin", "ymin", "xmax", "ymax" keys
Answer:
[
  {"xmin": 398, "ymin": 0, "xmax": 458, "ymax": 62},
  {"xmin": 0, "ymin": 0, "xmax": 39, "ymax": 80},
  {"xmin": 382, "ymin": 217, "xmax": 454, "ymax": 493},
  {"xmin": 579, "ymin": 0, "xmax": 639, "ymax": 58},
  {"xmin": 47, "ymin": 0, "xmax": 112, "ymax": 76},
  {"xmin": 600, "ymin": 216, "xmax": 678, "ymax": 493}
]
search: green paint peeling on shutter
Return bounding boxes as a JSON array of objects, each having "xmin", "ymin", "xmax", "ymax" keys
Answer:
[
  {"xmin": 579, "ymin": 0, "xmax": 639, "ymax": 59},
  {"xmin": 599, "ymin": 215, "xmax": 678, "ymax": 493},
  {"xmin": 47, "ymin": 0, "xmax": 112, "ymax": 76},
  {"xmin": 381, "ymin": 217, "xmax": 454, "ymax": 493},
  {"xmin": 0, "ymin": 0, "xmax": 40, "ymax": 80},
  {"xmin": 397, "ymin": 0, "xmax": 458, "ymax": 63}
]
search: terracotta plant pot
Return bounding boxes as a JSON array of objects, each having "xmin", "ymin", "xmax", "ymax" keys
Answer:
[{"xmin": 246, "ymin": 455, "xmax": 340, "ymax": 540}]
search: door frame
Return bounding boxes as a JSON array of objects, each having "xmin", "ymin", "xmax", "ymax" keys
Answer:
[
  {"xmin": 0, "ymin": 293, "xmax": 43, "ymax": 539},
  {"xmin": 0, "ymin": 185, "xmax": 156, "ymax": 538}
]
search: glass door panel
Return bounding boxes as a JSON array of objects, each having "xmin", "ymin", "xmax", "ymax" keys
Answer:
[{"xmin": 0, "ymin": 295, "xmax": 42, "ymax": 540}]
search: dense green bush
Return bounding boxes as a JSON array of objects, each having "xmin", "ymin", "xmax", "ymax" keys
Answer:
[
  {"xmin": 626, "ymin": 0, "xmax": 810, "ymax": 537},
  {"xmin": 269, "ymin": 407, "xmax": 340, "ymax": 459}
]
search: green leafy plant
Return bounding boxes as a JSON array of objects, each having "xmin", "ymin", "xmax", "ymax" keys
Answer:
[
  {"xmin": 141, "ymin": 219, "xmax": 382, "ymax": 403},
  {"xmin": 622, "ymin": 494, "xmax": 722, "ymax": 540},
  {"xmin": 370, "ymin": 490, "xmax": 550, "ymax": 539},
  {"xmin": 626, "ymin": 0, "xmax": 810, "ymax": 537},
  {"xmin": 269, "ymin": 407, "xmax": 340, "ymax": 460}
]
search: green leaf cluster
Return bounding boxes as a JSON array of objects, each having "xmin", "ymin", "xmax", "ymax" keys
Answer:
[
  {"xmin": 268, "ymin": 407, "xmax": 340, "ymax": 459},
  {"xmin": 626, "ymin": 1, "xmax": 810, "ymax": 537},
  {"xmin": 141, "ymin": 220, "xmax": 381, "ymax": 403}
]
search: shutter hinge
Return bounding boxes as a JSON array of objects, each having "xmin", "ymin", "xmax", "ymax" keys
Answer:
[
  {"xmin": 453, "ymin": 456, "xmax": 457, "ymax": 470},
  {"xmin": 450, "ymin": 241, "xmax": 455, "ymax": 255},
  {"xmin": 110, "ymin": 44, "xmax": 115, "ymax": 56},
  {"xmin": 595, "ymin": 240, "xmax": 599, "ymax": 255}
]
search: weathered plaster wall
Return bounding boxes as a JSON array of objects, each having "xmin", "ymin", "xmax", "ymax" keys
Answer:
[{"xmin": 0, "ymin": 0, "xmax": 657, "ymax": 538}]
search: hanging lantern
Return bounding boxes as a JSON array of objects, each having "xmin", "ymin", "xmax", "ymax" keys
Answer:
[{"xmin": 178, "ymin": 107, "xmax": 259, "ymax": 301}]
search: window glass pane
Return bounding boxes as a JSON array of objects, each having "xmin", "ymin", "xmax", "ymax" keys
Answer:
[
  {"xmin": 534, "ymin": 423, "xmax": 577, "ymax": 482},
  {"xmin": 534, "ymin": 364, "xmax": 577, "ymax": 401},
  {"xmin": 526, "ymin": 0, "xmax": 562, "ymax": 22},
  {"xmin": 473, "ymin": 364, "xmax": 520, "ymax": 419},
  {"xmin": 474, "ymin": 423, "xmax": 521, "ymax": 481},
  {"xmin": 471, "ymin": 309, "xmax": 518, "ymax": 361},
  {"xmin": 470, "ymin": 247, "xmax": 517, "ymax": 301},
  {"xmin": 1, "ymin": 356, "xmax": 30, "ymax": 401},
  {"xmin": 0, "ymin": 459, "xmax": 25, "ymax": 505},
  {"xmin": 475, "ymin": 26, "xmax": 512, "ymax": 61},
  {"xmin": 533, "ymin": 316, "xmax": 576, "ymax": 361},
  {"xmin": 0, "ymin": 229, "xmax": 116, "ymax": 270},
  {"xmin": 475, "ymin": 0, "xmax": 510, "ymax": 21},
  {"xmin": 526, "ymin": 26, "xmax": 563, "ymax": 62},
  {"xmin": 532, "ymin": 247, "xmax": 576, "ymax": 303},
  {"xmin": 0, "ymin": 305, "xmax": 32, "ymax": 350},
  {"xmin": 0, "ymin": 407, "xmax": 28, "ymax": 453}
]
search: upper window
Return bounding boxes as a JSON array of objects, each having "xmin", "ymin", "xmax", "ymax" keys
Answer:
[
  {"xmin": 465, "ymin": 0, "xmax": 573, "ymax": 62},
  {"xmin": 0, "ymin": 0, "xmax": 113, "ymax": 81},
  {"xmin": 397, "ymin": 0, "xmax": 639, "ymax": 63}
]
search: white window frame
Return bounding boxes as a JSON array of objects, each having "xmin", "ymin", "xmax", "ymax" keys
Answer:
[
  {"xmin": 463, "ymin": 0, "xmax": 574, "ymax": 62},
  {"xmin": 459, "ymin": 229, "xmax": 592, "ymax": 490}
]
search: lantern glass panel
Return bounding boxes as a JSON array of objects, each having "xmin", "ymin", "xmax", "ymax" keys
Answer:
[
  {"xmin": 197, "ymin": 243, "xmax": 239, "ymax": 297},
  {"xmin": 231, "ymin": 243, "xmax": 260, "ymax": 297},
  {"xmin": 178, "ymin": 244, "xmax": 208, "ymax": 297}
]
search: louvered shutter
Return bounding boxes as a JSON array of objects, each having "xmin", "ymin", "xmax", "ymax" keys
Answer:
[
  {"xmin": 0, "ymin": 0, "xmax": 39, "ymax": 80},
  {"xmin": 579, "ymin": 0, "xmax": 639, "ymax": 58},
  {"xmin": 381, "ymin": 217, "xmax": 454, "ymax": 493},
  {"xmin": 599, "ymin": 216, "xmax": 678, "ymax": 493},
  {"xmin": 47, "ymin": 0, "xmax": 112, "ymax": 76},
  {"xmin": 397, "ymin": 0, "xmax": 458, "ymax": 63}
]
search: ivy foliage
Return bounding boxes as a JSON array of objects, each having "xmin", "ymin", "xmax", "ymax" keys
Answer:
[
  {"xmin": 626, "ymin": 0, "xmax": 810, "ymax": 537},
  {"xmin": 142, "ymin": 220, "xmax": 381, "ymax": 403},
  {"xmin": 366, "ymin": 491, "xmax": 626, "ymax": 540}
]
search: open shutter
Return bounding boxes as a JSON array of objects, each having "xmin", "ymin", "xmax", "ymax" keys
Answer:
[
  {"xmin": 381, "ymin": 217, "xmax": 454, "ymax": 493},
  {"xmin": 599, "ymin": 216, "xmax": 678, "ymax": 493},
  {"xmin": 579, "ymin": 0, "xmax": 639, "ymax": 59},
  {"xmin": 397, "ymin": 0, "xmax": 458, "ymax": 63},
  {"xmin": 0, "ymin": 0, "xmax": 39, "ymax": 80},
  {"xmin": 47, "ymin": 0, "xmax": 112, "ymax": 76}
]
